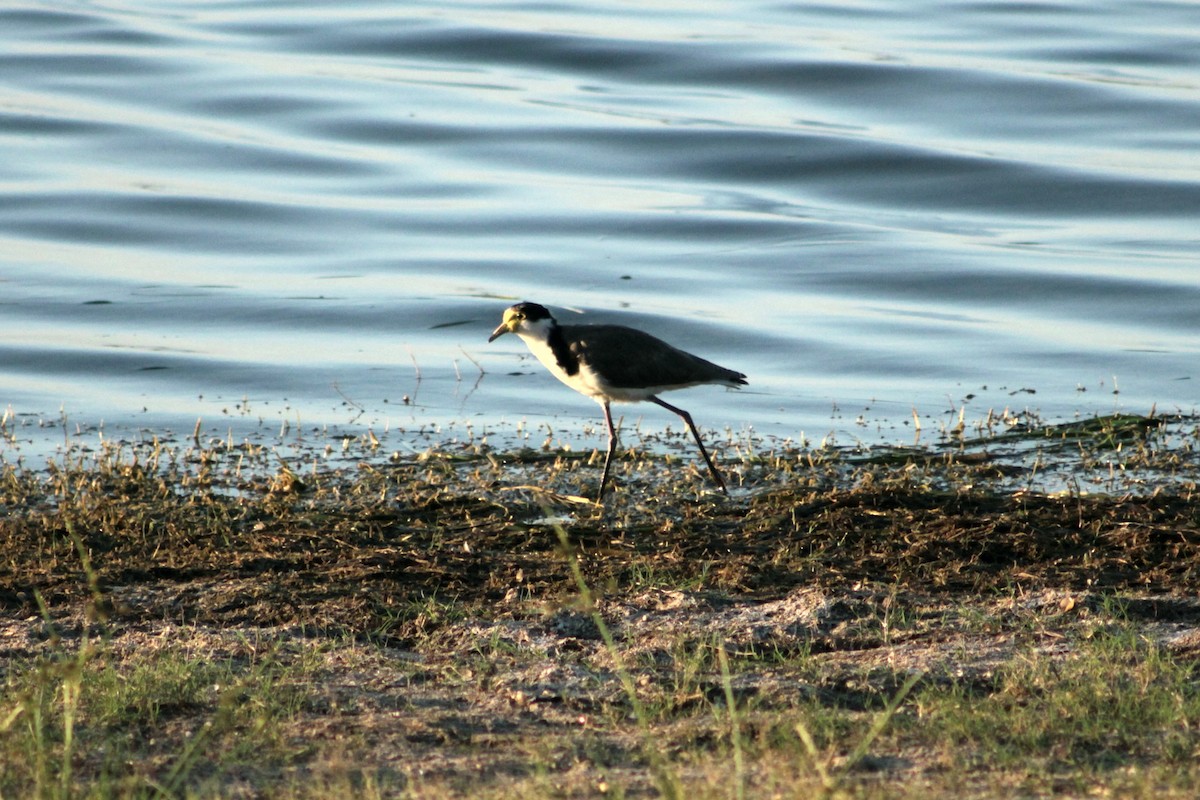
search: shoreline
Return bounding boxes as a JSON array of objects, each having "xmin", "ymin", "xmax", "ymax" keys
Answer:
[{"xmin": 2, "ymin": 412, "xmax": 1199, "ymax": 797}]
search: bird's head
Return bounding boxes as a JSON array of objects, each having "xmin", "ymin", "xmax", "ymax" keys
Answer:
[{"xmin": 488, "ymin": 302, "xmax": 556, "ymax": 342}]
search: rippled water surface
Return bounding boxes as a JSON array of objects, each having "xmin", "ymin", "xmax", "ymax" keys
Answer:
[{"xmin": 2, "ymin": 1, "xmax": 1198, "ymax": 457}]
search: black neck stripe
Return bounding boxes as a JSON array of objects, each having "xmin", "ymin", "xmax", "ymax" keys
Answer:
[{"xmin": 547, "ymin": 325, "xmax": 579, "ymax": 376}]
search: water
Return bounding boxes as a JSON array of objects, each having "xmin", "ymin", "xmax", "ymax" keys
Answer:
[{"xmin": 2, "ymin": 0, "xmax": 1198, "ymax": 461}]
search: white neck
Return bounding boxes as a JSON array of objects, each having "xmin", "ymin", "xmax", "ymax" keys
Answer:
[{"xmin": 515, "ymin": 316, "xmax": 557, "ymax": 344}]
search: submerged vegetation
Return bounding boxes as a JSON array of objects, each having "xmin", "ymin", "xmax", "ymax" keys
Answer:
[{"xmin": 1, "ymin": 411, "xmax": 1199, "ymax": 797}]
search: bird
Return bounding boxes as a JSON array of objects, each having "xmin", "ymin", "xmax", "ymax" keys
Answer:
[{"xmin": 488, "ymin": 301, "xmax": 747, "ymax": 500}]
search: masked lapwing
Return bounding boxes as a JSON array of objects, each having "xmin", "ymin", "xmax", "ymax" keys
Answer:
[{"xmin": 488, "ymin": 301, "xmax": 747, "ymax": 500}]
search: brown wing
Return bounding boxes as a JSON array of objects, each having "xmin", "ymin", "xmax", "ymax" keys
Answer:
[{"xmin": 562, "ymin": 324, "xmax": 747, "ymax": 389}]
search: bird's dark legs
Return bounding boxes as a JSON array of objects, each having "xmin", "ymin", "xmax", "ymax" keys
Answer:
[
  {"xmin": 649, "ymin": 396, "xmax": 729, "ymax": 495},
  {"xmin": 597, "ymin": 401, "xmax": 619, "ymax": 501}
]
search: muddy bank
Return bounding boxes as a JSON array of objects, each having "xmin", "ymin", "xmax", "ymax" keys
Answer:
[{"xmin": 2, "ymin": 414, "xmax": 1199, "ymax": 797}]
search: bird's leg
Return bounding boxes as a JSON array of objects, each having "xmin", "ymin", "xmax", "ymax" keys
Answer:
[
  {"xmin": 649, "ymin": 396, "xmax": 729, "ymax": 495},
  {"xmin": 597, "ymin": 401, "xmax": 619, "ymax": 501}
]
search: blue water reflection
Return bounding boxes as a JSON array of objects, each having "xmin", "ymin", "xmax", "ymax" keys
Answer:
[{"xmin": 0, "ymin": 0, "xmax": 1196, "ymax": 458}]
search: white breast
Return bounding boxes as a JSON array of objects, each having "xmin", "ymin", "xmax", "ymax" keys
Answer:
[{"xmin": 518, "ymin": 331, "xmax": 605, "ymax": 399}]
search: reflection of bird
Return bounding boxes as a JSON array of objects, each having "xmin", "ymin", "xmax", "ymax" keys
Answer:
[{"xmin": 488, "ymin": 302, "xmax": 747, "ymax": 500}]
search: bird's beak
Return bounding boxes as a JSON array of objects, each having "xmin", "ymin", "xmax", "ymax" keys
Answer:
[{"xmin": 488, "ymin": 321, "xmax": 511, "ymax": 342}]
